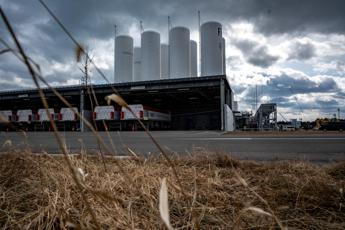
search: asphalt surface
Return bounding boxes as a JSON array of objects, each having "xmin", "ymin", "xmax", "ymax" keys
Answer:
[{"xmin": 1, "ymin": 131, "xmax": 345, "ymax": 163}]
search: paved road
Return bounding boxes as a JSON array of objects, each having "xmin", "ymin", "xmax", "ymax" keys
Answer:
[{"xmin": 1, "ymin": 131, "xmax": 345, "ymax": 163}]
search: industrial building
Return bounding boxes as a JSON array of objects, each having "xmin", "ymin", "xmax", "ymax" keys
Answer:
[
  {"xmin": 0, "ymin": 76, "xmax": 233, "ymax": 131},
  {"xmin": 0, "ymin": 21, "xmax": 237, "ymax": 131}
]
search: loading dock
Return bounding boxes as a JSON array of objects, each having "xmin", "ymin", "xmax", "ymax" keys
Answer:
[{"xmin": 0, "ymin": 75, "xmax": 233, "ymax": 131}]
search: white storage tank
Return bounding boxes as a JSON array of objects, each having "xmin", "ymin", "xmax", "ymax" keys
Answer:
[
  {"xmin": 161, "ymin": 44, "xmax": 169, "ymax": 79},
  {"xmin": 201, "ymin": 21, "xmax": 223, "ymax": 76},
  {"xmin": 222, "ymin": 37, "xmax": 226, "ymax": 75},
  {"xmin": 141, "ymin": 31, "xmax": 161, "ymax": 81},
  {"xmin": 169, "ymin": 26, "xmax": 190, "ymax": 78},
  {"xmin": 190, "ymin": 40, "xmax": 198, "ymax": 77},
  {"xmin": 133, "ymin": 47, "xmax": 141, "ymax": 81},
  {"xmin": 115, "ymin": 35, "xmax": 133, "ymax": 83}
]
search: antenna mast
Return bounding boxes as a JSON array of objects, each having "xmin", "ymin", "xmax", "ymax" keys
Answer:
[
  {"xmin": 168, "ymin": 16, "xmax": 171, "ymax": 31},
  {"xmin": 140, "ymin": 20, "xmax": 144, "ymax": 33},
  {"xmin": 198, "ymin": 10, "xmax": 201, "ymax": 77}
]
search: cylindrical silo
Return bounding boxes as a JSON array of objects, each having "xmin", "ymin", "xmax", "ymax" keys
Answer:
[
  {"xmin": 201, "ymin": 21, "xmax": 223, "ymax": 76},
  {"xmin": 222, "ymin": 37, "xmax": 226, "ymax": 75},
  {"xmin": 161, "ymin": 44, "xmax": 169, "ymax": 79},
  {"xmin": 115, "ymin": 35, "xmax": 133, "ymax": 83},
  {"xmin": 133, "ymin": 47, "xmax": 141, "ymax": 81},
  {"xmin": 169, "ymin": 26, "xmax": 190, "ymax": 78},
  {"xmin": 190, "ymin": 40, "xmax": 197, "ymax": 77},
  {"xmin": 141, "ymin": 31, "xmax": 161, "ymax": 81}
]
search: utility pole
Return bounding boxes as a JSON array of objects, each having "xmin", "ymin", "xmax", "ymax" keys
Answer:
[
  {"xmin": 255, "ymin": 85, "xmax": 258, "ymax": 111},
  {"xmin": 338, "ymin": 108, "xmax": 340, "ymax": 120},
  {"xmin": 168, "ymin": 16, "xmax": 171, "ymax": 79},
  {"xmin": 114, "ymin": 25, "xmax": 117, "ymax": 83},
  {"xmin": 198, "ymin": 10, "xmax": 201, "ymax": 77},
  {"xmin": 80, "ymin": 57, "xmax": 89, "ymax": 132}
]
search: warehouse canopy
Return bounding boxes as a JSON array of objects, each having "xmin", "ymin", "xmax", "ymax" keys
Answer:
[{"xmin": 0, "ymin": 75, "xmax": 232, "ymax": 130}]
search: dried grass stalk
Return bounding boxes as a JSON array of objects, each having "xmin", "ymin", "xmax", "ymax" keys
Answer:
[
  {"xmin": 0, "ymin": 153, "xmax": 344, "ymax": 229},
  {"xmin": 159, "ymin": 178, "xmax": 174, "ymax": 230},
  {"xmin": 105, "ymin": 94, "xmax": 128, "ymax": 108}
]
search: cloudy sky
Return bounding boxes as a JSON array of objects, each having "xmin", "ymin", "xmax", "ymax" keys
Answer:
[{"xmin": 0, "ymin": 0, "xmax": 345, "ymax": 121}]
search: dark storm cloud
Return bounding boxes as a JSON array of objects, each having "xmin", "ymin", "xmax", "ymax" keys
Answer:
[
  {"xmin": 0, "ymin": 80, "xmax": 27, "ymax": 90},
  {"xmin": 241, "ymin": 71, "xmax": 341, "ymax": 112},
  {"xmin": 284, "ymin": 98, "xmax": 336, "ymax": 109},
  {"xmin": 179, "ymin": 0, "xmax": 345, "ymax": 35},
  {"xmin": 245, "ymin": 93, "xmax": 341, "ymax": 118},
  {"xmin": 232, "ymin": 39, "xmax": 279, "ymax": 68},
  {"xmin": 0, "ymin": 68, "xmax": 34, "ymax": 91},
  {"xmin": 336, "ymin": 61, "xmax": 345, "ymax": 71},
  {"xmin": 0, "ymin": 0, "xmax": 181, "ymax": 88},
  {"xmin": 267, "ymin": 74, "xmax": 339, "ymax": 95},
  {"xmin": 1, "ymin": 0, "xmax": 176, "ymax": 42},
  {"xmin": 1, "ymin": 0, "xmax": 344, "ymax": 63},
  {"xmin": 0, "ymin": 52, "xmax": 33, "ymax": 86},
  {"xmin": 288, "ymin": 41, "xmax": 316, "ymax": 60},
  {"xmin": 247, "ymin": 47, "xmax": 279, "ymax": 68},
  {"xmin": 335, "ymin": 92, "xmax": 345, "ymax": 100},
  {"xmin": 230, "ymin": 0, "xmax": 345, "ymax": 35},
  {"xmin": 2, "ymin": 0, "xmax": 345, "ymax": 41},
  {"xmin": 232, "ymin": 40, "xmax": 257, "ymax": 54},
  {"xmin": 226, "ymin": 56, "xmax": 244, "ymax": 71},
  {"xmin": 278, "ymin": 98, "xmax": 339, "ymax": 112}
]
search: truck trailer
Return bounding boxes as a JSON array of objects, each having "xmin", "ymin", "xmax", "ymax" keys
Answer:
[
  {"xmin": 120, "ymin": 104, "xmax": 171, "ymax": 130},
  {"xmin": 93, "ymin": 105, "xmax": 121, "ymax": 131}
]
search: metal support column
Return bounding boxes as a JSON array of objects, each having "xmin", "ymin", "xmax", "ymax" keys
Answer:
[
  {"xmin": 80, "ymin": 88, "xmax": 84, "ymax": 132},
  {"xmin": 220, "ymin": 78, "xmax": 225, "ymax": 131},
  {"xmin": 226, "ymin": 87, "xmax": 231, "ymax": 108},
  {"xmin": 274, "ymin": 108, "xmax": 277, "ymax": 130}
]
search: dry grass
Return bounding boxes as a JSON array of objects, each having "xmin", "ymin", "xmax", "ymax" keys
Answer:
[{"xmin": 0, "ymin": 152, "xmax": 344, "ymax": 229}]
